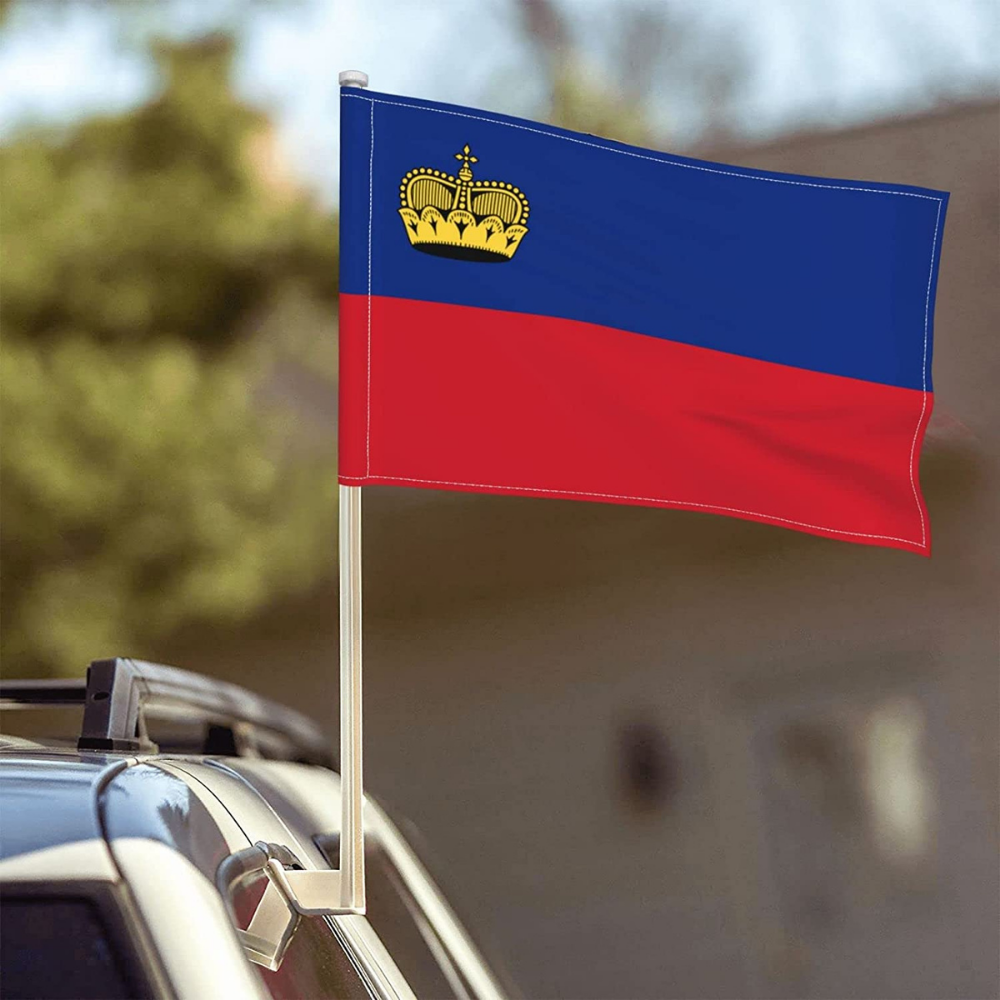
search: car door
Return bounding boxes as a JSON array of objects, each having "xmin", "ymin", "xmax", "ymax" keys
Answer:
[{"xmin": 157, "ymin": 757, "xmax": 417, "ymax": 1000}]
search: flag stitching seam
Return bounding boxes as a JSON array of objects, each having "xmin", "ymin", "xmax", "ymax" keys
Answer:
[
  {"xmin": 908, "ymin": 198, "xmax": 942, "ymax": 549},
  {"xmin": 350, "ymin": 93, "xmax": 941, "ymax": 553},
  {"xmin": 343, "ymin": 93, "xmax": 945, "ymax": 203},
  {"xmin": 338, "ymin": 474, "xmax": 922, "ymax": 547}
]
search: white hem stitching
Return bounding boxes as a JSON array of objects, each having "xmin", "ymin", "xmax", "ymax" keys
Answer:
[{"xmin": 339, "ymin": 474, "xmax": 924, "ymax": 548}]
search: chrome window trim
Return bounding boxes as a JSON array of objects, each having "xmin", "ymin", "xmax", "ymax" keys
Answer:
[{"xmin": 331, "ymin": 913, "xmax": 418, "ymax": 1000}]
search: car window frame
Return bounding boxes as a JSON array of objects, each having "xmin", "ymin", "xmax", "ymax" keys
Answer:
[
  {"xmin": 315, "ymin": 833, "xmax": 473, "ymax": 999},
  {"xmin": 220, "ymin": 757, "xmax": 510, "ymax": 999},
  {"xmin": 215, "ymin": 841, "xmax": 417, "ymax": 1000},
  {"xmin": 0, "ymin": 878, "xmax": 167, "ymax": 999},
  {"xmin": 172, "ymin": 758, "xmax": 415, "ymax": 1000}
]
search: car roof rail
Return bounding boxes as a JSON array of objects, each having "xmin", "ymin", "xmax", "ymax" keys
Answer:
[
  {"xmin": 0, "ymin": 678, "xmax": 87, "ymax": 705},
  {"xmin": 1, "ymin": 658, "xmax": 333, "ymax": 768}
]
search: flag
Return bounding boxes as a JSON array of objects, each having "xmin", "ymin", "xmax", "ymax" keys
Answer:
[{"xmin": 338, "ymin": 90, "xmax": 948, "ymax": 555}]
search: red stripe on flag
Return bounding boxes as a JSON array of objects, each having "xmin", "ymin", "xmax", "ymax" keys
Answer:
[{"xmin": 339, "ymin": 294, "xmax": 932, "ymax": 554}]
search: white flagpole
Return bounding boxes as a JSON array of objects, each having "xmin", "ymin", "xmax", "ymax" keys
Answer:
[
  {"xmin": 338, "ymin": 69, "xmax": 368, "ymax": 912},
  {"xmin": 339, "ymin": 483, "xmax": 364, "ymax": 909},
  {"xmin": 270, "ymin": 70, "xmax": 369, "ymax": 918},
  {"xmin": 263, "ymin": 71, "xmax": 370, "ymax": 919}
]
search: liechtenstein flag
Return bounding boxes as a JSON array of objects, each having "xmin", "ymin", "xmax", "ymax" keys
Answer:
[{"xmin": 339, "ymin": 90, "xmax": 948, "ymax": 555}]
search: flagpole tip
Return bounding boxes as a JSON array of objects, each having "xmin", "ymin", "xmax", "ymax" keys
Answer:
[{"xmin": 339, "ymin": 70, "xmax": 369, "ymax": 89}]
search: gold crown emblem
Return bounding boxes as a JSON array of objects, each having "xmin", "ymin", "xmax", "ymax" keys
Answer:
[{"xmin": 398, "ymin": 145, "xmax": 529, "ymax": 262}]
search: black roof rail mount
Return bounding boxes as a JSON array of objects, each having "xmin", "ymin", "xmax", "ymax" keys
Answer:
[{"xmin": 71, "ymin": 658, "xmax": 332, "ymax": 766}]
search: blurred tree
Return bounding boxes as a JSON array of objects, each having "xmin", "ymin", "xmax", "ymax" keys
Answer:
[
  {"xmin": 517, "ymin": 0, "xmax": 656, "ymax": 146},
  {"xmin": 3, "ymin": 33, "xmax": 336, "ymax": 350},
  {"xmin": 0, "ymin": 337, "xmax": 336, "ymax": 674},
  {"xmin": 513, "ymin": 0, "xmax": 750, "ymax": 146},
  {"xmin": 0, "ymin": 33, "xmax": 338, "ymax": 677}
]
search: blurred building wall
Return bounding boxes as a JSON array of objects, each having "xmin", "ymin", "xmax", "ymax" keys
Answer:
[{"xmin": 165, "ymin": 100, "xmax": 999, "ymax": 1000}]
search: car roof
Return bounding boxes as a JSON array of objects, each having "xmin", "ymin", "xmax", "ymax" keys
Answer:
[
  {"xmin": 0, "ymin": 749, "xmax": 120, "ymax": 860},
  {"xmin": 0, "ymin": 747, "xmax": 256, "ymax": 862},
  {"xmin": 0, "ymin": 660, "xmax": 341, "ymax": 862},
  {"xmin": 0, "ymin": 745, "xmax": 342, "ymax": 870},
  {"xmin": 0, "ymin": 746, "xmax": 510, "ymax": 1000}
]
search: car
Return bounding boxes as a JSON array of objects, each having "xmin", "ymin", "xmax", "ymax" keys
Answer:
[{"xmin": 0, "ymin": 658, "xmax": 514, "ymax": 1000}]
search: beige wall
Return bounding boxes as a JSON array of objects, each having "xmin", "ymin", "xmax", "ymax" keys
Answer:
[{"xmin": 166, "ymin": 101, "xmax": 999, "ymax": 999}]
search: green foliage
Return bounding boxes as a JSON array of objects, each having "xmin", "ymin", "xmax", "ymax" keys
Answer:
[
  {"xmin": 0, "ymin": 33, "xmax": 338, "ymax": 677},
  {"xmin": 0, "ymin": 338, "xmax": 336, "ymax": 676},
  {"xmin": 2, "ymin": 34, "xmax": 337, "ymax": 351}
]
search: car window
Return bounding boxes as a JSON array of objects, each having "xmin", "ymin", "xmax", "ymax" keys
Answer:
[
  {"xmin": 0, "ymin": 895, "xmax": 145, "ymax": 1000},
  {"xmin": 347, "ymin": 841, "xmax": 468, "ymax": 1000},
  {"xmin": 231, "ymin": 871, "xmax": 373, "ymax": 1000}
]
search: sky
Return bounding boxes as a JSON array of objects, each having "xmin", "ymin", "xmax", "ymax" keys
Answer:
[{"xmin": 0, "ymin": 0, "xmax": 997, "ymax": 204}]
